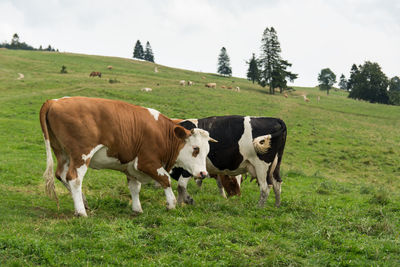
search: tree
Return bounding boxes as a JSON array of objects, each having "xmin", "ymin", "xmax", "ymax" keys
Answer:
[
  {"xmin": 346, "ymin": 64, "xmax": 359, "ymax": 91},
  {"xmin": 348, "ymin": 61, "xmax": 389, "ymax": 104},
  {"xmin": 388, "ymin": 76, "xmax": 400, "ymax": 105},
  {"xmin": 389, "ymin": 76, "xmax": 400, "ymax": 92},
  {"xmin": 11, "ymin": 33, "xmax": 20, "ymax": 47},
  {"xmin": 338, "ymin": 74, "xmax": 347, "ymax": 90},
  {"xmin": 246, "ymin": 53, "xmax": 259, "ymax": 84},
  {"xmin": 217, "ymin": 47, "xmax": 232, "ymax": 76},
  {"xmin": 133, "ymin": 40, "xmax": 144, "ymax": 60},
  {"xmin": 318, "ymin": 68, "xmax": 336, "ymax": 95},
  {"xmin": 258, "ymin": 27, "xmax": 296, "ymax": 94},
  {"xmin": 144, "ymin": 41, "xmax": 155, "ymax": 62}
]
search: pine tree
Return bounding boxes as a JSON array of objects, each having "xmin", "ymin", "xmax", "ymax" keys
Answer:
[
  {"xmin": 217, "ymin": 47, "xmax": 232, "ymax": 76},
  {"xmin": 258, "ymin": 27, "xmax": 296, "ymax": 94},
  {"xmin": 246, "ymin": 53, "xmax": 259, "ymax": 83},
  {"xmin": 346, "ymin": 64, "xmax": 359, "ymax": 91},
  {"xmin": 144, "ymin": 41, "xmax": 155, "ymax": 62},
  {"xmin": 133, "ymin": 40, "xmax": 144, "ymax": 60},
  {"xmin": 338, "ymin": 74, "xmax": 347, "ymax": 90}
]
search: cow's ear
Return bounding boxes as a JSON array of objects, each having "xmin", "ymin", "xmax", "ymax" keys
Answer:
[{"xmin": 174, "ymin": 125, "xmax": 189, "ymax": 140}]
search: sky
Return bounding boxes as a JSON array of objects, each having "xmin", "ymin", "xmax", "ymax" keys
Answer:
[{"xmin": 0, "ymin": 0, "xmax": 399, "ymax": 87}]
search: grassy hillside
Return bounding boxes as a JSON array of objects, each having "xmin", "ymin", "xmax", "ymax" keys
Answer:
[{"xmin": 0, "ymin": 48, "xmax": 399, "ymax": 266}]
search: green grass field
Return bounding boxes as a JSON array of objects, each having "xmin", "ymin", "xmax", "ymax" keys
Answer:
[{"xmin": 0, "ymin": 48, "xmax": 399, "ymax": 266}]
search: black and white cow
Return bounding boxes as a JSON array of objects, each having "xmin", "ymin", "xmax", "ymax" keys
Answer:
[{"xmin": 171, "ymin": 115, "xmax": 287, "ymax": 207}]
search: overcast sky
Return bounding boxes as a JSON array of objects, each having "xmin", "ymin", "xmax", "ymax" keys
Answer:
[{"xmin": 1, "ymin": 0, "xmax": 399, "ymax": 86}]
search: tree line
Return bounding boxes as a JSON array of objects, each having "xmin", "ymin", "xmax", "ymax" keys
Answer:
[
  {"xmin": 0, "ymin": 33, "xmax": 57, "ymax": 52},
  {"xmin": 318, "ymin": 63, "xmax": 400, "ymax": 106},
  {"xmin": 217, "ymin": 27, "xmax": 298, "ymax": 94},
  {"xmin": 133, "ymin": 40, "xmax": 154, "ymax": 62}
]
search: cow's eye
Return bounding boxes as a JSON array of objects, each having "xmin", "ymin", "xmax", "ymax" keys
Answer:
[{"xmin": 192, "ymin": 146, "xmax": 200, "ymax": 157}]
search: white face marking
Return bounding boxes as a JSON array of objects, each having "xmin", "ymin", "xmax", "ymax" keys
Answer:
[
  {"xmin": 147, "ymin": 108, "xmax": 160, "ymax": 120},
  {"xmin": 175, "ymin": 128, "xmax": 210, "ymax": 177},
  {"xmin": 82, "ymin": 144, "xmax": 104, "ymax": 162}
]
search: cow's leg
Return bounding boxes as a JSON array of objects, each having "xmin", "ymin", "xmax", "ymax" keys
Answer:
[
  {"xmin": 254, "ymin": 163, "xmax": 270, "ymax": 207},
  {"xmin": 177, "ymin": 176, "xmax": 194, "ymax": 205},
  {"xmin": 139, "ymin": 163, "xmax": 177, "ymax": 210},
  {"xmin": 127, "ymin": 176, "xmax": 142, "ymax": 213},
  {"xmin": 216, "ymin": 175, "xmax": 227, "ymax": 199},
  {"xmin": 272, "ymin": 154, "xmax": 282, "ymax": 207},
  {"xmin": 66, "ymin": 161, "xmax": 88, "ymax": 217}
]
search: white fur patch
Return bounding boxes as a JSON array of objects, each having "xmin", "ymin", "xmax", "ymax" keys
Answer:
[
  {"xmin": 82, "ymin": 144, "xmax": 104, "ymax": 162},
  {"xmin": 147, "ymin": 108, "xmax": 160, "ymax": 120},
  {"xmin": 157, "ymin": 167, "xmax": 170, "ymax": 178},
  {"xmin": 133, "ymin": 157, "xmax": 138, "ymax": 170},
  {"xmin": 164, "ymin": 186, "xmax": 176, "ymax": 209}
]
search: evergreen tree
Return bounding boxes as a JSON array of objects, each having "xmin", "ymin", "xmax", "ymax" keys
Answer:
[
  {"xmin": 246, "ymin": 53, "xmax": 259, "ymax": 84},
  {"xmin": 133, "ymin": 40, "xmax": 144, "ymax": 59},
  {"xmin": 338, "ymin": 74, "xmax": 347, "ymax": 90},
  {"xmin": 348, "ymin": 61, "xmax": 389, "ymax": 104},
  {"xmin": 258, "ymin": 27, "xmax": 296, "ymax": 94},
  {"xmin": 217, "ymin": 47, "xmax": 232, "ymax": 76},
  {"xmin": 346, "ymin": 64, "xmax": 359, "ymax": 91},
  {"xmin": 144, "ymin": 41, "xmax": 155, "ymax": 62}
]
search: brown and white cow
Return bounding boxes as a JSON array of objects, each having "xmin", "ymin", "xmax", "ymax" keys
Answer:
[{"xmin": 39, "ymin": 97, "xmax": 216, "ymax": 217}]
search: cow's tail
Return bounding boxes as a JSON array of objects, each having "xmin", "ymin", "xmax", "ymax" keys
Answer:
[{"xmin": 39, "ymin": 100, "xmax": 59, "ymax": 208}]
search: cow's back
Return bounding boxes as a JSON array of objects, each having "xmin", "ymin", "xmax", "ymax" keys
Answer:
[{"xmin": 46, "ymin": 97, "xmax": 169, "ymax": 164}]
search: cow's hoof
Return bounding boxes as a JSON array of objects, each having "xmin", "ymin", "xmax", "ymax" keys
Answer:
[
  {"xmin": 184, "ymin": 196, "xmax": 194, "ymax": 205},
  {"xmin": 74, "ymin": 211, "xmax": 88, "ymax": 217}
]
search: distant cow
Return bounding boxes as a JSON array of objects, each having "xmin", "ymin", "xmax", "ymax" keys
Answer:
[
  {"xmin": 90, "ymin": 71, "xmax": 102, "ymax": 78},
  {"xmin": 227, "ymin": 86, "xmax": 233, "ymax": 89},
  {"xmin": 221, "ymin": 85, "xmax": 226, "ymax": 89},
  {"xmin": 141, "ymin": 87, "xmax": 152, "ymax": 92},
  {"xmin": 39, "ymin": 97, "xmax": 216, "ymax": 216},
  {"xmin": 107, "ymin": 66, "xmax": 113, "ymax": 70},
  {"xmin": 303, "ymin": 95, "xmax": 310, "ymax": 102},
  {"xmin": 205, "ymin": 83, "xmax": 216, "ymax": 88},
  {"xmin": 188, "ymin": 81, "xmax": 193, "ymax": 86},
  {"xmin": 172, "ymin": 116, "xmax": 287, "ymax": 207},
  {"xmin": 235, "ymin": 86, "xmax": 240, "ymax": 92},
  {"xmin": 283, "ymin": 92, "xmax": 288, "ymax": 98},
  {"xmin": 179, "ymin": 80, "xmax": 186, "ymax": 86}
]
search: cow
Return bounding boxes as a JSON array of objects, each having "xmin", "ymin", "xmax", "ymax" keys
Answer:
[
  {"xmin": 171, "ymin": 116, "xmax": 287, "ymax": 207},
  {"xmin": 141, "ymin": 87, "xmax": 152, "ymax": 92},
  {"xmin": 205, "ymin": 83, "xmax": 216, "ymax": 88},
  {"xmin": 107, "ymin": 66, "xmax": 113, "ymax": 70},
  {"xmin": 303, "ymin": 95, "xmax": 310, "ymax": 102},
  {"xmin": 188, "ymin": 81, "xmax": 194, "ymax": 86},
  {"xmin": 179, "ymin": 80, "xmax": 186, "ymax": 86},
  {"xmin": 39, "ymin": 97, "xmax": 216, "ymax": 217},
  {"xmin": 89, "ymin": 71, "xmax": 102, "ymax": 78},
  {"xmin": 235, "ymin": 86, "xmax": 240, "ymax": 92}
]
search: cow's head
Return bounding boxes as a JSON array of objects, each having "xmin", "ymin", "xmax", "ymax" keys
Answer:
[{"xmin": 174, "ymin": 126, "xmax": 217, "ymax": 178}]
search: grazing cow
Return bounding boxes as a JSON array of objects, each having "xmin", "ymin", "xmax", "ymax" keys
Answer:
[
  {"xmin": 141, "ymin": 87, "xmax": 152, "ymax": 92},
  {"xmin": 172, "ymin": 116, "xmax": 287, "ymax": 207},
  {"xmin": 303, "ymin": 95, "xmax": 310, "ymax": 102},
  {"xmin": 107, "ymin": 66, "xmax": 113, "ymax": 70},
  {"xmin": 39, "ymin": 97, "xmax": 216, "ymax": 216},
  {"xmin": 221, "ymin": 85, "xmax": 226, "ymax": 89},
  {"xmin": 205, "ymin": 83, "xmax": 216, "ymax": 88},
  {"xmin": 179, "ymin": 80, "xmax": 186, "ymax": 86},
  {"xmin": 235, "ymin": 86, "xmax": 240, "ymax": 92},
  {"xmin": 188, "ymin": 81, "xmax": 193, "ymax": 86},
  {"xmin": 227, "ymin": 86, "xmax": 233, "ymax": 90},
  {"xmin": 89, "ymin": 71, "xmax": 102, "ymax": 78},
  {"xmin": 283, "ymin": 92, "xmax": 288, "ymax": 98},
  {"xmin": 154, "ymin": 67, "xmax": 158, "ymax": 73}
]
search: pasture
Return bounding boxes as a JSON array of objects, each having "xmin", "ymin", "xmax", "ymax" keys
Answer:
[{"xmin": 0, "ymin": 49, "xmax": 399, "ymax": 266}]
